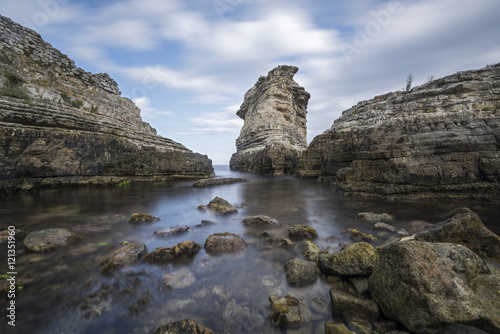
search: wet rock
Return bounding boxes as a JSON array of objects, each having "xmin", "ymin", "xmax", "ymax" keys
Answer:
[
  {"xmin": 241, "ymin": 215, "xmax": 281, "ymax": 228},
  {"xmin": 374, "ymin": 222, "xmax": 397, "ymax": 232},
  {"xmin": 343, "ymin": 228, "xmax": 376, "ymax": 242},
  {"xmin": 329, "ymin": 289, "xmax": 380, "ymax": 319},
  {"xmin": 195, "ymin": 220, "xmax": 218, "ymax": 228},
  {"xmin": 128, "ymin": 213, "xmax": 160, "ymax": 224},
  {"xmin": 280, "ymin": 238, "xmax": 294, "ymax": 247},
  {"xmin": 23, "ymin": 228, "xmax": 80, "ymax": 252},
  {"xmin": 143, "ymin": 240, "xmax": 201, "ymax": 264},
  {"xmin": 295, "ymin": 240, "xmax": 321, "ymax": 261},
  {"xmin": 152, "ymin": 319, "xmax": 216, "ymax": 334},
  {"xmin": 269, "ymin": 294, "xmax": 312, "ymax": 327},
  {"xmin": 343, "ymin": 313, "xmax": 373, "ymax": 334},
  {"xmin": 0, "ymin": 228, "xmax": 27, "ymax": 244},
  {"xmin": 162, "ymin": 267, "xmax": 196, "ymax": 289},
  {"xmin": 349, "ymin": 277, "xmax": 370, "ymax": 297},
  {"xmin": 79, "ymin": 288, "xmax": 112, "ymax": 319},
  {"xmin": 129, "ymin": 292, "xmax": 152, "ymax": 316},
  {"xmin": 193, "ymin": 177, "xmax": 250, "ymax": 187},
  {"xmin": 204, "ymin": 232, "xmax": 247, "ymax": 254},
  {"xmin": 71, "ymin": 214, "xmax": 124, "ymax": 234},
  {"xmin": 369, "ymin": 240, "xmax": 500, "ymax": 334},
  {"xmin": 356, "ymin": 212, "xmax": 393, "ymax": 222},
  {"xmin": 318, "ymin": 242, "xmax": 378, "ymax": 277},
  {"xmin": 414, "ymin": 208, "xmax": 500, "ymax": 262},
  {"xmin": 288, "ymin": 225, "xmax": 318, "ymax": 241},
  {"xmin": 325, "ymin": 322, "xmax": 356, "ymax": 334},
  {"xmin": 100, "ymin": 241, "xmax": 148, "ymax": 273},
  {"xmin": 152, "ymin": 225, "xmax": 190, "ymax": 238},
  {"xmin": 197, "ymin": 197, "xmax": 238, "ymax": 215},
  {"xmin": 284, "ymin": 258, "xmax": 319, "ymax": 286},
  {"xmin": 310, "ymin": 297, "xmax": 330, "ymax": 315}
]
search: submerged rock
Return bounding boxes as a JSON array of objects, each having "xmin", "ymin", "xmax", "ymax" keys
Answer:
[
  {"xmin": 269, "ymin": 294, "xmax": 312, "ymax": 327},
  {"xmin": 152, "ymin": 225, "xmax": 190, "ymax": 238},
  {"xmin": 71, "ymin": 214, "xmax": 124, "ymax": 234},
  {"xmin": 222, "ymin": 299, "xmax": 265, "ymax": 333},
  {"xmin": 79, "ymin": 288, "xmax": 112, "ymax": 319},
  {"xmin": 193, "ymin": 177, "xmax": 250, "ymax": 187},
  {"xmin": 143, "ymin": 240, "xmax": 201, "ymax": 264},
  {"xmin": 356, "ymin": 212, "xmax": 394, "ymax": 222},
  {"xmin": 284, "ymin": 258, "xmax": 319, "ymax": 286},
  {"xmin": 153, "ymin": 319, "xmax": 217, "ymax": 334},
  {"xmin": 204, "ymin": 233, "xmax": 247, "ymax": 254},
  {"xmin": 318, "ymin": 242, "xmax": 378, "ymax": 277},
  {"xmin": 162, "ymin": 267, "xmax": 196, "ymax": 289},
  {"xmin": 241, "ymin": 215, "xmax": 281, "ymax": 228},
  {"xmin": 24, "ymin": 228, "xmax": 80, "ymax": 252},
  {"xmin": 198, "ymin": 197, "xmax": 238, "ymax": 215},
  {"xmin": 288, "ymin": 225, "xmax": 318, "ymax": 241},
  {"xmin": 343, "ymin": 228, "xmax": 376, "ymax": 242},
  {"xmin": 100, "ymin": 241, "xmax": 148, "ymax": 273},
  {"xmin": 128, "ymin": 213, "xmax": 160, "ymax": 224}
]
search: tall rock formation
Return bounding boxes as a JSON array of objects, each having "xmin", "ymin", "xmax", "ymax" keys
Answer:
[
  {"xmin": 229, "ymin": 65, "xmax": 310, "ymax": 175},
  {"xmin": 298, "ymin": 64, "xmax": 500, "ymax": 200},
  {"xmin": 0, "ymin": 15, "xmax": 213, "ymax": 194}
]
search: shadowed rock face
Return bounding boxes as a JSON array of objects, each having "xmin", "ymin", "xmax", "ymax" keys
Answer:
[
  {"xmin": 298, "ymin": 63, "xmax": 500, "ymax": 200},
  {"xmin": 230, "ymin": 65, "xmax": 310, "ymax": 175},
  {"xmin": 0, "ymin": 15, "xmax": 213, "ymax": 194}
]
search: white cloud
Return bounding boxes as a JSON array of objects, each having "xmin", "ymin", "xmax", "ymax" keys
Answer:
[
  {"xmin": 186, "ymin": 110, "xmax": 243, "ymax": 135},
  {"xmin": 133, "ymin": 96, "xmax": 173, "ymax": 118}
]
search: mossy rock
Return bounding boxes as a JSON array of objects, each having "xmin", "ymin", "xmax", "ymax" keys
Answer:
[
  {"xmin": 143, "ymin": 240, "xmax": 201, "ymax": 264},
  {"xmin": 128, "ymin": 213, "xmax": 160, "ymax": 224},
  {"xmin": 288, "ymin": 225, "xmax": 318, "ymax": 241}
]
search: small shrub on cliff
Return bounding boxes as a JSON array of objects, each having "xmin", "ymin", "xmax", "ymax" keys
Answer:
[
  {"xmin": 403, "ymin": 73, "xmax": 414, "ymax": 92},
  {"xmin": 255, "ymin": 75, "xmax": 266, "ymax": 88},
  {"xmin": 0, "ymin": 73, "xmax": 30, "ymax": 101},
  {"xmin": 71, "ymin": 100, "xmax": 83, "ymax": 108}
]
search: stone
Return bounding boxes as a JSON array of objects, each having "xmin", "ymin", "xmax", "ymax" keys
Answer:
[
  {"xmin": 143, "ymin": 240, "xmax": 201, "ymax": 264},
  {"xmin": 192, "ymin": 177, "xmax": 250, "ymax": 187},
  {"xmin": 295, "ymin": 240, "xmax": 321, "ymax": 261},
  {"xmin": 368, "ymin": 240, "xmax": 500, "ymax": 334},
  {"xmin": 230, "ymin": 65, "xmax": 310, "ymax": 175},
  {"xmin": 152, "ymin": 225, "xmax": 190, "ymax": 238},
  {"xmin": 343, "ymin": 313, "xmax": 373, "ymax": 334},
  {"xmin": 198, "ymin": 197, "xmax": 238, "ymax": 214},
  {"xmin": 284, "ymin": 258, "xmax": 319, "ymax": 286},
  {"xmin": 325, "ymin": 322, "xmax": 356, "ymax": 334},
  {"xmin": 99, "ymin": 241, "xmax": 148, "ymax": 273},
  {"xmin": 280, "ymin": 238, "xmax": 294, "ymax": 247},
  {"xmin": 356, "ymin": 212, "xmax": 394, "ymax": 222},
  {"xmin": 79, "ymin": 288, "xmax": 112, "ymax": 319},
  {"xmin": 288, "ymin": 225, "xmax": 318, "ymax": 241},
  {"xmin": 317, "ymin": 242, "xmax": 378, "ymax": 277},
  {"xmin": 204, "ymin": 232, "xmax": 247, "ymax": 254},
  {"xmin": 349, "ymin": 277, "xmax": 370, "ymax": 297},
  {"xmin": 128, "ymin": 213, "xmax": 160, "ymax": 224},
  {"xmin": 162, "ymin": 267, "xmax": 196, "ymax": 289},
  {"xmin": 152, "ymin": 319, "xmax": 217, "ymax": 334},
  {"xmin": 269, "ymin": 295, "xmax": 312, "ymax": 326},
  {"xmin": 0, "ymin": 228, "xmax": 27, "ymax": 244},
  {"xmin": 241, "ymin": 215, "xmax": 281, "ymax": 228},
  {"xmin": 195, "ymin": 220, "xmax": 218, "ymax": 228},
  {"xmin": 414, "ymin": 209, "xmax": 500, "ymax": 262},
  {"xmin": 407, "ymin": 220, "xmax": 433, "ymax": 234},
  {"xmin": 329, "ymin": 289, "xmax": 380, "ymax": 319},
  {"xmin": 297, "ymin": 63, "xmax": 500, "ymax": 200},
  {"xmin": 374, "ymin": 222, "xmax": 397, "ymax": 232},
  {"xmin": 343, "ymin": 228, "xmax": 376, "ymax": 242},
  {"xmin": 443, "ymin": 324, "xmax": 489, "ymax": 334},
  {"xmin": 23, "ymin": 228, "xmax": 79, "ymax": 252}
]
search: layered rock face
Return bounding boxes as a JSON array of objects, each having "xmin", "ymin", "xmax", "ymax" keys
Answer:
[
  {"xmin": 0, "ymin": 15, "xmax": 213, "ymax": 194},
  {"xmin": 298, "ymin": 64, "xmax": 500, "ymax": 200},
  {"xmin": 230, "ymin": 65, "xmax": 310, "ymax": 175}
]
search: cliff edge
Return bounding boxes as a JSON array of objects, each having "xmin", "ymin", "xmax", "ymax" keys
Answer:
[
  {"xmin": 298, "ymin": 64, "xmax": 500, "ymax": 200},
  {"xmin": 0, "ymin": 15, "xmax": 213, "ymax": 194}
]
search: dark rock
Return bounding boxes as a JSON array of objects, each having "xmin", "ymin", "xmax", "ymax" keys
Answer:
[
  {"xmin": 241, "ymin": 215, "xmax": 281, "ymax": 228},
  {"xmin": 153, "ymin": 319, "xmax": 217, "ymax": 334},
  {"xmin": 280, "ymin": 238, "xmax": 294, "ymax": 247},
  {"xmin": 198, "ymin": 197, "xmax": 237, "ymax": 214},
  {"xmin": 356, "ymin": 212, "xmax": 393, "ymax": 222},
  {"xmin": 288, "ymin": 224, "xmax": 318, "ymax": 241},
  {"xmin": 414, "ymin": 209, "xmax": 500, "ymax": 262},
  {"xmin": 204, "ymin": 232, "xmax": 247, "ymax": 254},
  {"xmin": 318, "ymin": 242, "xmax": 378, "ymax": 277},
  {"xmin": 343, "ymin": 313, "xmax": 373, "ymax": 334},
  {"xmin": 222, "ymin": 299, "xmax": 265, "ymax": 333},
  {"xmin": 152, "ymin": 225, "xmax": 190, "ymax": 238},
  {"xmin": 79, "ymin": 288, "xmax": 112, "ymax": 319},
  {"xmin": 129, "ymin": 292, "xmax": 152, "ymax": 316},
  {"xmin": 100, "ymin": 241, "xmax": 148, "ymax": 273},
  {"xmin": 325, "ymin": 322, "xmax": 356, "ymax": 334},
  {"xmin": 295, "ymin": 240, "xmax": 321, "ymax": 261},
  {"xmin": 269, "ymin": 294, "xmax": 312, "ymax": 326},
  {"xmin": 284, "ymin": 258, "xmax": 319, "ymax": 286},
  {"xmin": 195, "ymin": 220, "xmax": 218, "ymax": 228},
  {"xmin": 374, "ymin": 222, "xmax": 397, "ymax": 232},
  {"xmin": 444, "ymin": 324, "xmax": 489, "ymax": 334},
  {"xmin": 128, "ymin": 213, "xmax": 160, "ymax": 224},
  {"xmin": 23, "ymin": 228, "xmax": 80, "ymax": 252},
  {"xmin": 192, "ymin": 177, "xmax": 250, "ymax": 187},
  {"xmin": 407, "ymin": 220, "xmax": 433, "ymax": 234},
  {"xmin": 329, "ymin": 289, "xmax": 380, "ymax": 319},
  {"xmin": 143, "ymin": 240, "xmax": 201, "ymax": 264},
  {"xmin": 368, "ymin": 240, "xmax": 500, "ymax": 334},
  {"xmin": 349, "ymin": 277, "xmax": 370, "ymax": 297}
]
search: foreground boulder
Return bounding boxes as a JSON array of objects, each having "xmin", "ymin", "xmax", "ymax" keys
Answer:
[
  {"xmin": 100, "ymin": 241, "xmax": 148, "ymax": 273},
  {"xmin": 295, "ymin": 240, "xmax": 321, "ymax": 261},
  {"xmin": 198, "ymin": 197, "xmax": 237, "ymax": 214},
  {"xmin": 153, "ymin": 319, "xmax": 217, "ymax": 334},
  {"xmin": 143, "ymin": 241, "xmax": 201, "ymax": 264},
  {"xmin": 204, "ymin": 233, "xmax": 247, "ymax": 254},
  {"xmin": 24, "ymin": 228, "xmax": 80, "ymax": 252},
  {"xmin": 241, "ymin": 215, "xmax": 281, "ymax": 228},
  {"xmin": 369, "ymin": 240, "xmax": 500, "ymax": 334},
  {"xmin": 414, "ymin": 208, "xmax": 500, "ymax": 262},
  {"xmin": 288, "ymin": 225, "xmax": 318, "ymax": 241},
  {"xmin": 318, "ymin": 242, "xmax": 378, "ymax": 277},
  {"xmin": 284, "ymin": 258, "xmax": 319, "ymax": 286},
  {"xmin": 269, "ymin": 295, "xmax": 311, "ymax": 327},
  {"xmin": 329, "ymin": 289, "xmax": 380, "ymax": 319}
]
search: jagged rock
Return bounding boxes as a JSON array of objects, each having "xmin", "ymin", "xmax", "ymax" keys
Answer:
[
  {"xmin": 230, "ymin": 65, "xmax": 310, "ymax": 175},
  {"xmin": 288, "ymin": 224, "xmax": 318, "ymax": 241},
  {"xmin": 368, "ymin": 240, "xmax": 500, "ymax": 334},
  {"xmin": 297, "ymin": 63, "xmax": 500, "ymax": 200},
  {"xmin": 295, "ymin": 240, "xmax": 321, "ymax": 261},
  {"xmin": 269, "ymin": 295, "xmax": 312, "ymax": 326},
  {"xmin": 99, "ymin": 241, "xmax": 148, "ymax": 273},
  {"xmin": 153, "ymin": 319, "xmax": 217, "ymax": 334},
  {"xmin": 284, "ymin": 258, "xmax": 319, "ymax": 286},
  {"xmin": 143, "ymin": 240, "xmax": 201, "ymax": 264},
  {"xmin": 329, "ymin": 289, "xmax": 380, "ymax": 319},
  {"xmin": 128, "ymin": 213, "xmax": 160, "ymax": 224},
  {"xmin": 162, "ymin": 268, "xmax": 196, "ymax": 289},
  {"xmin": 0, "ymin": 15, "xmax": 213, "ymax": 195},
  {"xmin": 318, "ymin": 242, "xmax": 378, "ymax": 277},
  {"xmin": 414, "ymin": 208, "xmax": 500, "ymax": 262},
  {"xmin": 152, "ymin": 225, "xmax": 190, "ymax": 238},
  {"xmin": 204, "ymin": 233, "xmax": 247, "ymax": 254},
  {"xmin": 198, "ymin": 197, "xmax": 237, "ymax": 214},
  {"xmin": 192, "ymin": 177, "xmax": 250, "ymax": 187},
  {"xmin": 241, "ymin": 215, "xmax": 281, "ymax": 228},
  {"xmin": 356, "ymin": 212, "xmax": 394, "ymax": 222},
  {"xmin": 23, "ymin": 228, "xmax": 80, "ymax": 252}
]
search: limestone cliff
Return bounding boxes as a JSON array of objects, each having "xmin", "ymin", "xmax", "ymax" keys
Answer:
[
  {"xmin": 298, "ymin": 64, "xmax": 500, "ymax": 200},
  {"xmin": 0, "ymin": 15, "xmax": 213, "ymax": 194},
  {"xmin": 229, "ymin": 65, "xmax": 310, "ymax": 175}
]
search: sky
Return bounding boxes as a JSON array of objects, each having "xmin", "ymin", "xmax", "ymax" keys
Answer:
[{"xmin": 1, "ymin": 0, "xmax": 500, "ymax": 164}]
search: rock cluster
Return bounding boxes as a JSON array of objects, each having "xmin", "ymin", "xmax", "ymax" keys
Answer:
[
  {"xmin": 230, "ymin": 65, "xmax": 310, "ymax": 175},
  {"xmin": 0, "ymin": 14, "xmax": 213, "ymax": 194},
  {"xmin": 298, "ymin": 63, "xmax": 500, "ymax": 200}
]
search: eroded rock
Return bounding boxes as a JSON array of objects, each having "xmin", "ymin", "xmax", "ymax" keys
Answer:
[
  {"xmin": 100, "ymin": 241, "xmax": 148, "ymax": 273},
  {"xmin": 241, "ymin": 215, "xmax": 281, "ymax": 228},
  {"xmin": 152, "ymin": 319, "xmax": 216, "ymax": 334},
  {"xmin": 288, "ymin": 225, "xmax": 318, "ymax": 241},
  {"xmin": 128, "ymin": 213, "xmax": 160, "ymax": 224},
  {"xmin": 152, "ymin": 225, "xmax": 190, "ymax": 238}
]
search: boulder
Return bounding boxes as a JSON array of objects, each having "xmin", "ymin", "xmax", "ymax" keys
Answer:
[
  {"xmin": 198, "ymin": 197, "xmax": 237, "ymax": 215},
  {"xmin": 343, "ymin": 228, "xmax": 376, "ymax": 242},
  {"xmin": 356, "ymin": 212, "xmax": 394, "ymax": 222},
  {"xmin": 295, "ymin": 240, "xmax": 321, "ymax": 261},
  {"xmin": 99, "ymin": 241, "xmax": 148, "ymax": 273},
  {"xmin": 143, "ymin": 240, "xmax": 201, "ymax": 264},
  {"xmin": 269, "ymin": 294, "xmax": 312, "ymax": 326},
  {"xmin": 318, "ymin": 242, "xmax": 378, "ymax": 277},
  {"xmin": 284, "ymin": 258, "xmax": 319, "ymax": 286},
  {"xmin": 193, "ymin": 177, "xmax": 250, "ymax": 187},
  {"xmin": 23, "ymin": 228, "xmax": 80, "ymax": 252},
  {"xmin": 325, "ymin": 322, "xmax": 356, "ymax": 334},
  {"xmin": 128, "ymin": 213, "xmax": 160, "ymax": 224},
  {"xmin": 288, "ymin": 225, "xmax": 318, "ymax": 241},
  {"xmin": 368, "ymin": 240, "xmax": 500, "ymax": 334},
  {"xmin": 204, "ymin": 233, "xmax": 247, "ymax": 254},
  {"xmin": 241, "ymin": 215, "xmax": 281, "ymax": 228},
  {"xmin": 414, "ymin": 209, "xmax": 500, "ymax": 262},
  {"xmin": 153, "ymin": 319, "xmax": 217, "ymax": 334},
  {"xmin": 329, "ymin": 289, "xmax": 380, "ymax": 319},
  {"xmin": 153, "ymin": 225, "xmax": 190, "ymax": 238}
]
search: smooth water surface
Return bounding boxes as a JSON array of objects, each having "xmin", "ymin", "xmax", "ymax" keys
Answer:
[{"xmin": 1, "ymin": 165, "xmax": 499, "ymax": 333}]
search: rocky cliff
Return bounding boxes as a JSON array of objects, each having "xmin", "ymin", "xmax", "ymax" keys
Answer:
[
  {"xmin": 229, "ymin": 65, "xmax": 310, "ymax": 175},
  {"xmin": 0, "ymin": 15, "xmax": 213, "ymax": 194},
  {"xmin": 298, "ymin": 64, "xmax": 500, "ymax": 200}
]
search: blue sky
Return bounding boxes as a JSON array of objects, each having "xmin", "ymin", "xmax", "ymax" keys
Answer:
[{"xmin": 2, "ymin": 0, "xmax": 500, "ymax": 164}]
